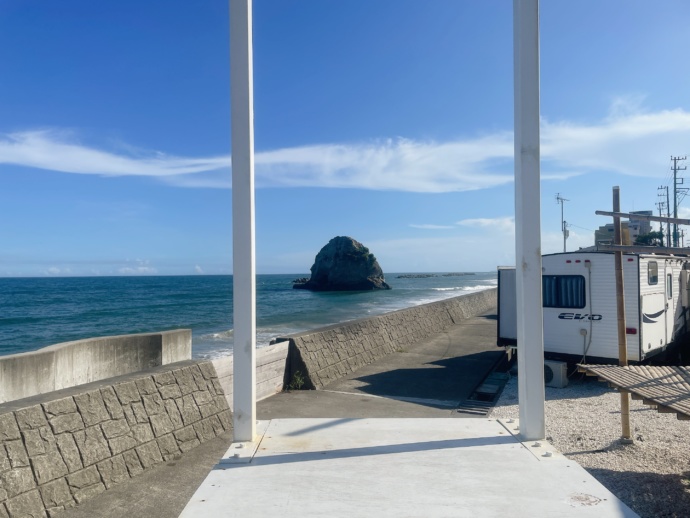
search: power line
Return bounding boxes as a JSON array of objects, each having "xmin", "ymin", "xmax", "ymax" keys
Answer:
[
  {"xmin": 566, "ymin": 223, "xmax": 594, "ymax": 233},
  {"xmin": 664, "ymin": 157, "xmax": 674, "ymax": 185}
]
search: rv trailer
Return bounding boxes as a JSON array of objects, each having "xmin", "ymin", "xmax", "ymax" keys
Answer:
[{"xmin": 498, "ymin": 251, "xmax": 690, "ymax": 363}]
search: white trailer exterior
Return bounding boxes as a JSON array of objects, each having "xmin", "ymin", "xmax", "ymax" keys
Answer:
[
  {"xmin": 498, "ymin": 252, "xmax": 690, "ymax": 363},
  {"xmin": 498, "ymin": 266, "xmax": 518, "ymax": 345}
]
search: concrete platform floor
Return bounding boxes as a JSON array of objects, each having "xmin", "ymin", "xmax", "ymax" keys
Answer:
[{"xmin": 180, "ymin": 418, "xmax": 637, "ymax": 518}]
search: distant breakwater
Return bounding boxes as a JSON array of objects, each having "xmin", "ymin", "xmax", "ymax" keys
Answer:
[{"xmin": 396, "ymin": 273, "xmax": 476, "ymax": 278}]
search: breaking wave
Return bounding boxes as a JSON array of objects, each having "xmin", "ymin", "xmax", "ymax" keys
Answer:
[{"xmin": 199, "ymin": 329, "xmax": 234, "ymax": 341}]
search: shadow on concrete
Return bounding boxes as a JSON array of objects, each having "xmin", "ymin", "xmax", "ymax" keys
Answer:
[
  {"xmin": 214, "ymin": 434, "xmax": 515, "ymax": 469},
  {"xmin": 350, "ymin": 350, "xmax": 504, "ymax": 408},
  {"xmin": 284, "ymin": 417, "xmax": 355, "ymax": 437}
]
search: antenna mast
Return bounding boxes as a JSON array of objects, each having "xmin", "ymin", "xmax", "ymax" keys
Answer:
[
  {"xmin": 657, "ymin": 185, "xmax": 670, "ymax": 246},
  {"xmin": 556, "ymin": 193, "xmax": 569, "ymax": 252}
]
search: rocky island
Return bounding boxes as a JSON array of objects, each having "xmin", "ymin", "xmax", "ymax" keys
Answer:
[{"xmin": 293, "ymin": 236, "xmax": 391, "ymax": 291}]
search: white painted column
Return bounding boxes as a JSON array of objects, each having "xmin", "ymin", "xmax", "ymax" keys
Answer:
[
  {"xmin": 229, "ymin": 0, "xmax": 256, "ymax": 442},
  {"xmin": 513, "ymin": 0, "xmax": 545, "ymax": 441}
]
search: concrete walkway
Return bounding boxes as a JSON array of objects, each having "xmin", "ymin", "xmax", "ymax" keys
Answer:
[
  {"xmin": 181, "ymin": 418, "xmax": 636, "ymax": 518},
  {"xmin": 258, "ymin": 312, "xmax": 503, "ymax": 419}
]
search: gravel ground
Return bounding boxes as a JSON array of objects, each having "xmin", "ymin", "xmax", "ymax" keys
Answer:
[{"xmin": 490, "ymin": 374, "xmax": 690, "ymax": 518}]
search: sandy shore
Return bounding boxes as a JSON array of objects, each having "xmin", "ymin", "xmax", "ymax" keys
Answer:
[{"xmin": 490, "ymin": 374, "xmax": 690, "ymax": 517}]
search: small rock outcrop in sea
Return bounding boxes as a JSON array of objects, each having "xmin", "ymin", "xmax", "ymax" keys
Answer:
[{"xmin": 293, "ymin": 236, "xmax": 391, "ymax": 291}]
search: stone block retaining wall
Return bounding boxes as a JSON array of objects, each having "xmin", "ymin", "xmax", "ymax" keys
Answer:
[
  {"xmin": 0, "ymin": 360, "xmax": 231, "ymax": 518},
  {"xmin": 282, "ymin": 289, "xmax": 497, "ymax": 390}
]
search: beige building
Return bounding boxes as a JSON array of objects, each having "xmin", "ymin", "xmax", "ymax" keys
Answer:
[
  {"xmin": 594, "ymin": 210, "xmax": 652, "ymax": 246},
  {"xmin": 628, "ymin": 210, "xmax": 653, "ymax": 241},
  {"xmin": 595, "ymin": 222, "xmax": 631, "ymax": 246}
]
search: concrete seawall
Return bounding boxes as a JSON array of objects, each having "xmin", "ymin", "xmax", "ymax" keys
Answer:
[
  {"xmin": 211, "ymin": 340, "xmax": 290, "ymax": 410},
  {"xmin": 0, "ymin": 330, "xmax": 192, "ymax": 404},
  {"xmin": 281, "ymin": 288, "xmax": 497, "ymax": 390}
]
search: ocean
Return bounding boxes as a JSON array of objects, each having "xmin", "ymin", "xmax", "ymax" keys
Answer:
[{"xmin": 0, "ymin": 273, "xmax": 497, "ymax": 359}]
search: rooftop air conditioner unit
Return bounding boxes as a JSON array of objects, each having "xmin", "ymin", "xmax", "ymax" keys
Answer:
[{"xmin": 544, "ymin": 360, "xmax": 568, "ymax": 388}]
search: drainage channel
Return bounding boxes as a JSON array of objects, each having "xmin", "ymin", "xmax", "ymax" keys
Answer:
[{"xmin": 456, "ymin": 356, "xmax": 512, "ymax": 416}]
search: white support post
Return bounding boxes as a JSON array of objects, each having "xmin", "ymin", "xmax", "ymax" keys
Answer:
[
  {"xmin": 513, "ymin": 0, "xmax": 545, "ymax": 441},
  {"xmin": 230, "ymin": 0, "xmax": 256, "ymax": 442}
]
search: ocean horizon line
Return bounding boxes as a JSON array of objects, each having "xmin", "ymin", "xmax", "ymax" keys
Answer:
[{"xmin": 0, "ymin": 270, "xmax": 495, "ymax": 280}]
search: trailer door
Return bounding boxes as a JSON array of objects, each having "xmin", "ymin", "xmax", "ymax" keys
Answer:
[
  {"xmin": 641, "ymin": 292, "xmax": 666, "ymax": 356},
  {"xmin": 665, "ymin": 263, "xmax": 674, "ymax": 343},
  {"xmin": 497, "ymin": 267, "xmax": 517, "ymax": 345}
]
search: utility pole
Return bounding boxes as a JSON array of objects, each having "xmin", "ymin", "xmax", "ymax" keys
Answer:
[
  {"xmin": 556, "ymin": 193, "xmax": 569, "ymax": 253},
  {"xmin": 657, "ymin": 185, "xmax": 670, "ymax": 246},
  {"xmin": 666, "ymin": 186, "xmax": 672, "ymax": 247},
  {"xmin": 672, "ymin": 156, "xmax": 687, "ymax": 247},
  {"xmin": 612, "ymin": 186, "xmax": 632, "ymax": 443}
]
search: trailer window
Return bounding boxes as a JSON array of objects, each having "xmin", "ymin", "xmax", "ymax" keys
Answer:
[
  {"xmin": 648, "ymin": 261, "xmax": 658, "ymax": 285},
  {"xmin": 667, "ymin": 273, "xmax": 673, "ymax": 299},
  {"xmin": 542, "ymin": 275, "xmax": 586, "ymax": 309}
]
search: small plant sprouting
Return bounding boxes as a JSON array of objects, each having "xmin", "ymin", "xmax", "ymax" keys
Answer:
[{"xmin": 289, "ymin": 370, "xmax": 305, "ymax": 391}]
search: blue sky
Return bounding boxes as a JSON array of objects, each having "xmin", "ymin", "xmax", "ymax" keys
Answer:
[{"xmin": 2, "ymin": 1, "xmax": 690, "ymax": 277}]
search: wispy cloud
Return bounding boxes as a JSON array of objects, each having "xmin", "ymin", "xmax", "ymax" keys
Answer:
[
  {"xmin": 542, "ymin": 229, "xmax": 593, "ymax": 254},
  {"xmin": 365, "ymin": 235, "xmax": 516, "ymax": 272},
  {"xmin": 541, "ymin": 104, "xmax": 690, "ymax": 179},
  {"xmin": 365, "ymin": 217, "xmax": 597, "ymax": 272},
  {"xmin": 118, "ymin": 259, "xmax": 157, "ymax": 275},
  {"xmin": 0, "ymin": 130, "xmax": 229, "ymax": 177},
  {"xmin": 253, "ymin": 136, "xmax": 514, "ymax": 192},
  {"xmin": 2, "ymin": 101, "xmax": 690, "ymax": 192},
  {"xmin": 43, "ymin": 266, "xmax": 72, "ymax": 276},
  {"xmin": 409, "ymin": 223, "xmax": 455, "ymax": 230},
  {"xmin": 457, "ymin": 216, "xmax": 515, "ymax": 234}
]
